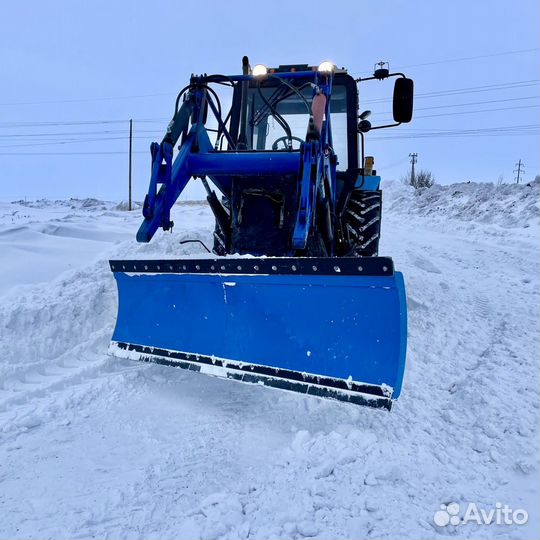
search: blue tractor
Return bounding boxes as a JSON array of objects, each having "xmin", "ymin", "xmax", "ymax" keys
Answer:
[{"xmin": 109, "ymin": 58, "xmax": 414, "ymax": 410}]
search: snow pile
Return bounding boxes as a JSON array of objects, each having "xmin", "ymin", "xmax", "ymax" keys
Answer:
[
  {"xmin": 10, "ymin": 197, "xmax": 198, "ymax": 213},
  {"xmin": 383, "ymin": 178, "xmax": 540, "ymax": 229},
  {"xmin": 114, "ymin": 200, "xmax": 142, "ymax": 211},
  {"xmin": 10, "ymin": 197, "xmax": 115, "ymax": 211}
]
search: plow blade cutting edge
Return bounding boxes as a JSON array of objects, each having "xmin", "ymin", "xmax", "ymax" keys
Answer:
[{"xmin": 109, "ymin": 257, "xmax": 407, "ymax": 410}]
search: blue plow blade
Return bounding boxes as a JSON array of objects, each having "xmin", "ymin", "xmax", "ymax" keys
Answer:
[{"xmin": 108, "ymin": 257, "xmax": 407, "ymax": 410}]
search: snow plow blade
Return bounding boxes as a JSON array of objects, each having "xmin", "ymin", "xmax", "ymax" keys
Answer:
[{"xmin": 109, "ymin": 257, "xmax": 407, "ymax": 410}]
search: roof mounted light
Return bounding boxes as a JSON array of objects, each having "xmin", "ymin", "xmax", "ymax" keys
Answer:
[
  {"xmin": 318, "ymin": 61, "xmax": 335, "ymax": 74},
  {"xmin": 252, "ymin": 64, "xmax": 268, "ymax": 78}
]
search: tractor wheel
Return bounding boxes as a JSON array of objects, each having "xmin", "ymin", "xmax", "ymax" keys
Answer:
[{"xmin": 342, "ymin": 189, "xmax": 382, "ymax": 257}]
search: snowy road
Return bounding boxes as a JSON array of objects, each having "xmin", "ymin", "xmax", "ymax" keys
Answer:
[{"xmin": 0, "ymin": 185, "xmax": 538, "ymax": 539}]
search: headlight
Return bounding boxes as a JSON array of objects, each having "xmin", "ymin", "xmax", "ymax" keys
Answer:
[
  {"xmin": 318, "ymin": 61, "xmax": 335, "ymax": 74},
  {"xmin": 252, "ymin": 64, "xmax": 268, "ymax": 78}
]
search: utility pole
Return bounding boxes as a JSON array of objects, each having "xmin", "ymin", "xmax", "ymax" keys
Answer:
[
  {"xmin": 514, "ymin": 159, "xmax": 524, "ymax": 184},
  {"xmin": 128, "ymin": 119, "xmax": 133, "ymax": 211},
  {"xmin": 409, "ymin": 153, "xmax": 418, "ymax": 188}
]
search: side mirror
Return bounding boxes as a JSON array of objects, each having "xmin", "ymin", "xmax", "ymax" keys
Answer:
[
  {"xmin": 358, "ymin": 120, "xmax": 371, "ymax": 133},
  {"xmin": 358, "ymin": 110, "xmax": 372, "ymax": 132},
  {"xmin": 393, "ymin": 78, "xmax": 414, "ymax": 123}
]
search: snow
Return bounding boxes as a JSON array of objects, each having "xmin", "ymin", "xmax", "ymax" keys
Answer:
[
  {"xmin": 384, "ymin": 178, "xmax": 540, "ymax": 230},
  {"xmin": 0, "ymin": 182, "xmax": 538, "ymax": 539}
]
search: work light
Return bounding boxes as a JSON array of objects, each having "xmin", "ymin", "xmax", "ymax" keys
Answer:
[
  {"xmin": 318, "ymin": 61, "xmax": 335, "ymax": 74},
  {"xmin": 252, "ymin": 64, "xmax": 268, "ymax": 78}
]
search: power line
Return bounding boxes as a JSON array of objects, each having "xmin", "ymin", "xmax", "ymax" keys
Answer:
[
  {"xmin": 370, "ymin": 127, "xmax": 539, "ymax": 140},
  {"xmin": 0, "ymin": 118, "xmax": 167, "ymax": 128},
  {"xmin": 0, "ymin": 78, "xmax": 537, "ymax": 131},
  {"xmin": 0, "ymin": 135, "xmax": 156, "ymax": 149},
  {"xmin": 377, "ymin": 103, "xmax": 539, "ymax": 124},
  {"xmin": 378, "ymin": 156, "xmax": 411, "ymax": 169},
  {"xmin": 0, "ymin": 92, "xmax": 175, "ymax": 107},
  {"xmin": 372, "ymin": 132, "xmax": 537, "ymax": 140},
  {"xmin": 1, "ymin": 127, "xmax": 535, "ymax": 154},
  {"xmin": 412, "ymin": 103, "xmax": 539, "ymax": 119},
  {"xmin": 351, "ymin": 47, "xmax": 539, "ymax": 76},
  {"xmin": 0, "ymin": 48, "xmax": 536, "ymax": 108},
  {"xmin": 368, "ymin": 123, "xmax": 539, "ymax": 139},
  {"xmin": 0, "ymin": 129, "xmax": 161, "ymax": 138},
  {"xmin": 375, "ymin": 124, "xmax": 539, "ymax": 134},
  {"xmin": 0, "ymin": 150, "xmax": 147, "ymax": 156},
  {"xmin": 388, "ymin": 124, "xmax": 539, "ymax": 134},
  {"xmin": 383, "ymin": 123, "xmax": 539, "ymax": 131},
  {"xmin": 392, "ymin": 47, "xmax": 539, "ymax": 70},
  {"xmin": 0, "ymin": 121, "xmax": 537, "ymax": 153},
  {"xmin": 363, "ymin": 80, "xmax": 539, "ymax": 105},
  {"xmin": 415, "ymin": 80, "xmax": 539, "ymax": 98},
  {"xmin": 413, "ymin": 95, "xmax": 539, "ymax": 112},
  {"xmin": 0, "ymin": 75, "xmax": 537, "ymax": 151},
  {"xmin": 5, "ymin": 99, "xmax": 534, "ymax": 141},
  {"xmin": 2, "ymin": 94, "xmax": 532, "ymax": 135}
]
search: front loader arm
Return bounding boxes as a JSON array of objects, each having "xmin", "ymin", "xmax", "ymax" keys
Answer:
[
  {"xmin": 292, "ymin": 141, "xmax": 319, "ymax": 250},
  {"xmin": 137, "ymin": 98, "xmax": 195, "ymax": 243},
  {"xmin": 137, "ymin": 131, "xmax": 196, "ymax": 242},
  {"xmin": 293, "ymin": 80, "xmax": 335, "ymax": 252}
]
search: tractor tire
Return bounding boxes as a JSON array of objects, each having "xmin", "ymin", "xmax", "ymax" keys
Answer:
[{"xmin": 342, "ymin": 189, "xmax": 382, "ymax": 257}]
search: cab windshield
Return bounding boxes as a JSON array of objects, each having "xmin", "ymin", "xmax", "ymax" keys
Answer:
[{"xmin": 243, "ymin": 81, "xmax": 350, "ymax": 170}]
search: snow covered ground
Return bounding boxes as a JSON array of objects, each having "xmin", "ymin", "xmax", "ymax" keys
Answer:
[{"xmin": 0, "ymin": 181, "xmax": 538, "ymax": 539}]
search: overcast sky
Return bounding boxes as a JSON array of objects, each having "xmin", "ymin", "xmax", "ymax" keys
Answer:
[{"xmin": 0, "ymin": 0, "xmax": 538, "ymax": 200}]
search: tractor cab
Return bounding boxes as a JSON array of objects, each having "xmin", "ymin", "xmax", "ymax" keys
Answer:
[
  {"xmin": 203, "ymin": 64, "xmax": 364, "ymax": 256},
  {"xmin": 227, "ymin": 64, "xmax": 359, "ymax": 177}
]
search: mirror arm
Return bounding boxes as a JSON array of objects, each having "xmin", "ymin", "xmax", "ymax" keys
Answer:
[
  {"xmin": 368, "ymin": 121, "xmax": 402, "ymax": 131},
  {"xmin": 355, "ymin": 72, "xmax": 406, "ymax": 83}
]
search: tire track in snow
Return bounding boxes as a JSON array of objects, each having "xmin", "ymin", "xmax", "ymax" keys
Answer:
[{"xmin": 380, "ymin": 212, "xmax": 539, "ymax": 538}]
